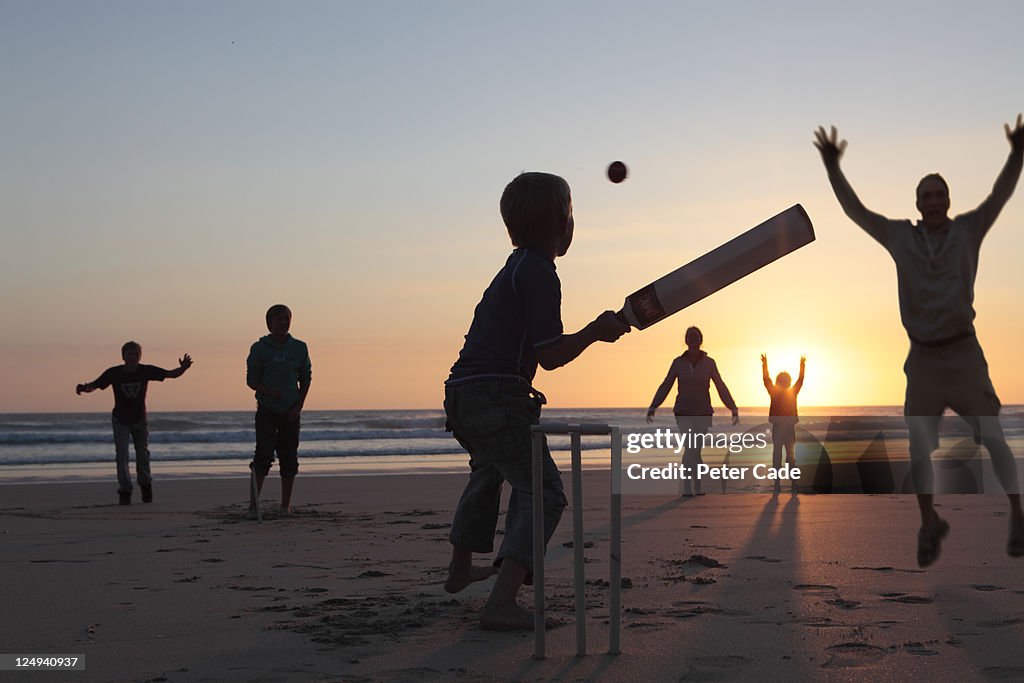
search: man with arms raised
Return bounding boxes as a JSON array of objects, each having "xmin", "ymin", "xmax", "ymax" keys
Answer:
[{"xmin": 814, "ymin": 115, "xmax": 1024, "ymax": 566}]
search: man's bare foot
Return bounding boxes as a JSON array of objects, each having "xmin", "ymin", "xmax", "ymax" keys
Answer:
[
  {"xmin": 1008, "ymin": 511, "xmax": 1024, "ymax": 557},
  {"xmin": 917, "ymin": 515, "xmax": 950, "ymax": 568},
  {"xmin": 480, "ymin": 602, "xmax": 534, "ymax": 631},
  {"xmin": 279, "ymin": 507, "xmax": 294, "ymax": 517},
  {"xmin": 444, "ymin": 564, "xmax": 497, "ymax": 594}
]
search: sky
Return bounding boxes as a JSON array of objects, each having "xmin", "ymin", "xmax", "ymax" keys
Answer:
[{"xmin": 2, "ymin": 0, "xmax": 1024, "ymax": 413}]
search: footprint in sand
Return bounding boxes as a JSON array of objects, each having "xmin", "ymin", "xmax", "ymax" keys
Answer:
[
  {"xmin": 822, "ymin": 642, "xmax": 888, "ymax": 668},
  {"xmin": 852, "ymin": 565, "xmax": 924, "ymax": 574},
  {"xmin": 686, "ymin": 555, "xmax": 726, "ymax": 569},
  {"xmin": 793, "ymin": 584, "xmax": 837, "ymax": 594},
  {"xmin": 983, "ymin": 666, "xmax": 1024, "ymax": 679},
  {"xmin": 679, "ymin": 655, "xmax": 753, "ymax": 679},
  {"xmin": 585, "ymin": 578, "xmax": 633, "ymax": 589},
  {"xmin": 745, "ymin": 555, "xmax": 782, "ymax": 563},
  {"xmin": 258, "ymin": 605, "xmax": 291, "ymax": 613},
  {"xmin": 669, "ymin": 601, "xmax": 751, "ymax": 618},
  {"xmin": 825, "ymin": 598, "xmax": 862, "ymax": 610},
  {"xmin": 970, "ymin": 584, "xmax": 1004, "ymax": 592},
  {"xmin": 881, "ymin": 593, "xmax": 933, "ymax": 604},
  {"xmin": 902, "ymin": 642, "xmax": 940, "ymax": 656},
  {"xmin": 665, "ymin": 555, "xmax": 727, "ymax": 570},
  {"xmin": 976, "ymin": 617, "xmax": 1024, "ymax": 629},
  {"xmin": 625, "ymin": 607, "xmax": 654, "ymax": 615}
]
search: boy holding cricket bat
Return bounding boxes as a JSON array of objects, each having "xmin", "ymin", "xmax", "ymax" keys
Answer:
[{"xmin": 443, "ymin": 172, "xmax": 629, "ymax": 630}]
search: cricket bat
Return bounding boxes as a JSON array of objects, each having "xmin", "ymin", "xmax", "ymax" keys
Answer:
[{"xmin": 618, "ymin": 204, "xmax": 814, "ymax": 329}]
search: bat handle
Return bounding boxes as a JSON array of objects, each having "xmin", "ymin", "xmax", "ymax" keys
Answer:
[{"xmin": 614, "ymin": 308, "xmax": 633, "ymax": 328}]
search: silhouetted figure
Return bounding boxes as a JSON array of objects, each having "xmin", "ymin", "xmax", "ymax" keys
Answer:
[
  {"xmin": 246, "ymin": 304, "xmax": 311, "ymax": 519},
  {"xmin": 76, "ymin": 342, "xmax": 192, "ymax": 505},
  {"xmin": 647, "ymin": 326, "xmax": 739, "ymax": 496},
  {"xmin": 815, "ymin": 116, "xmax": 1024, "ymax": 566},
  {"xmin": 443, "ymin": 172, "xmax": 630, "ymax": 631},
  {"xmin": 762, "ymin": 354, "xmax": 805, "ymax": 495}
]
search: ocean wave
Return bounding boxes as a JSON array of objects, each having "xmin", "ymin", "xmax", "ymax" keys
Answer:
[
  {"xmin": 2, "ymin": 409, "xmax": 1021, "ymax": 472},
  {"xmin": 0, "ymin": 438, "xmax": 615, "ymax": 466},
  {"xmin": 338, "ymin": 416, "xmax": 447, "ymax": 430},
  {"xmin": 0, "ymin": 428, "xmax": 456, "ymax": 446}
]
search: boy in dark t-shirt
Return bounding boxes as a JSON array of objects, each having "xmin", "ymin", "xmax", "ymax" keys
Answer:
[
  {"xmin": 443, "ymin": 172, "xmax": 630, "ymax": 630},
  {"xmin": 77, "ymin": 341, "xmax": 193, "ymax": 504}
]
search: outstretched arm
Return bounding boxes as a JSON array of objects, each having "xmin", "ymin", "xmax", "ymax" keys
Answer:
[
  {"xmin": 793, "ymin": 356, "xmax": 806, "ymax": 394},
  {"xmin": 166, "ymin": 354, "xmax": 193, "ymax": 379},
  {"xmin": 814, "ymin": 126, "xmax": 892, "ymax": 246},
  {"xmin": 76, "ymin": 381, "xmax": 99, "ymax": 394},
  {"xmin": 710, "ymin": 362, "xmax": 740, "ymax": 425},
  {"xmin": 761, "ymin": 354, "xmax": 773, "ymax": 392},
  {"xmin": 972, "ymin": 114, "xmax": 1024, "ymax": 233},
  {"xmin": 76, "ymin": 371, "xmax": 108, "ymax": 394},
  {"xmin": 647, "ymin": 361, "xmax": 678, "ymax": 423},
  {"xmin": 536, "ymin": 311, "xmax": 630, "ymax": 371}
]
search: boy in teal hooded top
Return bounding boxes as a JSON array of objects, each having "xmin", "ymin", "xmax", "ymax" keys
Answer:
[{"xmin": 246, "ymin": 304, "xmax": 312, "ymax": 518}]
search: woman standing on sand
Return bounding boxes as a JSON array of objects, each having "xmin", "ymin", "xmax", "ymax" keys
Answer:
[{"xmin": 647, "ymin": 326, "xmax": 740, "ymax": 496}]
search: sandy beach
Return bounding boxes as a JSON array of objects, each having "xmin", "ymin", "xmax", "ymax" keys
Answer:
[{"xmin": 3, "ymin": 473, "xmax": 1024, "ymax": 682}]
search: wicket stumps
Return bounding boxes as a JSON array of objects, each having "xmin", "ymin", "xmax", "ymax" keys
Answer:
[{"xmin": 530, "ymin": 422, "xmax": 622, "ymax": 659}]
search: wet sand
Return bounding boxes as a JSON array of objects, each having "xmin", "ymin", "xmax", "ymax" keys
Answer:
[{"xmin": 2, "ymin": 474, "xmax": 1024, "ymax": 681}]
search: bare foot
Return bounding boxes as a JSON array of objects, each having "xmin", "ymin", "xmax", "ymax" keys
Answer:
[
  {"xmin": 444, "ymin": 564, "xmax": 497, "ymax": 594},
  {"xmin": 279, "ymin": 507, "xmax": 294, "ymax": 517},
  {"xmin": 917, "ymin": 516, "xmax": 950, "ymax": 568},
  {"xmin": 1009, "ymin": 512, "xmax": 1024, "ymax": 557},
  {"xmin": 480, "ymin": 602, "xmax": 535, "ymax": 631}
]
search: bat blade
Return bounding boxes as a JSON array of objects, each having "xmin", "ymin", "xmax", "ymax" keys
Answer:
[{"xmin": 620, "ymin": 204, "xmax": 814, "ymax": 330}]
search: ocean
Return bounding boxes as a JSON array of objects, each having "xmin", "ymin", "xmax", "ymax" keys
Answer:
[{"xmin": 1, "ymin": 407, "xmax": 1022, "ymax": 484}]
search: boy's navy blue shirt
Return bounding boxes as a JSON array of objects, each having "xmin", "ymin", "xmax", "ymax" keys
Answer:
[{"xmin": 447, "ymin": 248, "xmax": 563, "ymax": 386}]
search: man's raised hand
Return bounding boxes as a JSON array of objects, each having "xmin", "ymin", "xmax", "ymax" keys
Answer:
[
  {"xmin": 1005, "ymin": 113, "xmax": 1024, "ymax": 152},
  {"xmin": 814, "ymin": 126, "xmax": 848, "ymax": 167}
]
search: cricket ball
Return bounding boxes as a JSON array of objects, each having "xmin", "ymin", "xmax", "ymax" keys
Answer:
[{"xmin": 607, "ymin": 161, "xmax": 628, "ymax": 183}]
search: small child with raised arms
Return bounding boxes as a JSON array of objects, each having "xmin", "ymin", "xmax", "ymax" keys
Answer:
[{"xmin": 761, "ymin": 354, "xmax": 805, "ymax": 494}]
